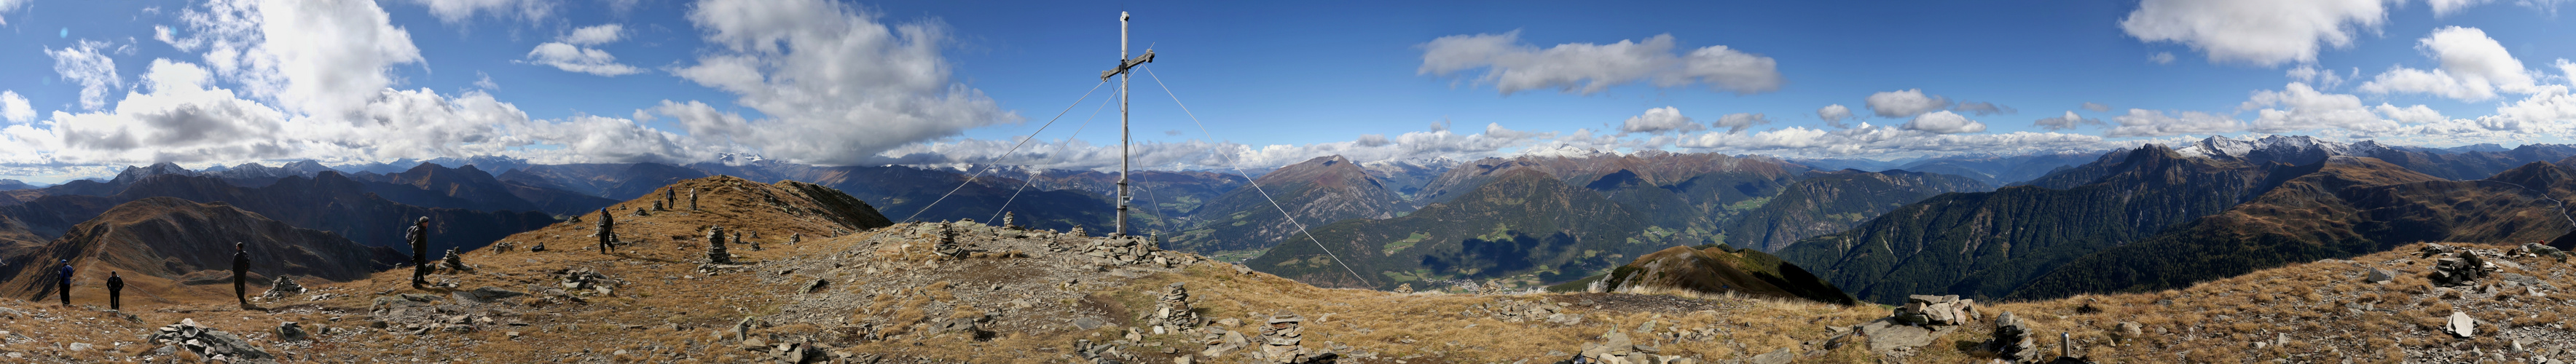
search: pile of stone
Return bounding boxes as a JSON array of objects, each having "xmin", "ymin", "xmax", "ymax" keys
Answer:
[
  {"xmin": 559, "ymin": 267, "xmax": 615, "ymax": 296},
  {"xmin": 1152, "ymin": 282, "xmax": 1201, "ymax": 333},
  {"xmin": 1982, "ymin": 312, "xmax": 2042, "ymax": 363},
  {"xmin": 147, "ymin": 319, "xmax": 276, "ymax": 363},
  {"xmin": 1464, "ymin": 298, "xmax": 1581, "ymax": 325},
  {"xmin": 1255, "ymin": 312, "xmax": 1325, "ymax": 364},
  {"xmin": 707, "ymin": 226, "xmax": 733, "ymax": 264},
  {"xmin": 1073, "ymin": 236, "xmax": 1177, "ymax": 267},
  {"xmin": 1850, "ymin": 295, "xmax": 1981, "ymax": 355},
  {"xmin": 1571, "ymin": 329, "xmax": 1692, "ymax": 364},
  {"xmin": 2427, "ymin": 245, "xmax": 2495, "ymax": 287},
  {"xmin": 934, "ymin": 222, "xmax": 963, "ymax": 258},
  {"xmin": 260, "ymin": 276, "xmax": 307, "ymax": 299},
  {"xmin": 1198, "ymin": 326, "xmax": 1254, "ymax": 359},
  {"xmin": 441, "ymin": 248, "xmax": 468, "ymax": 272},
  {"xmin": 1893, "ymin": 295, "xmax": 1978, "ymax": 326}
]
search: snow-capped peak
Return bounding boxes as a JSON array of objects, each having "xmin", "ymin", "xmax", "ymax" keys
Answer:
[
  {"xmin": 2171, "ymin": 135, "xmax": 2360, "ymax": 165},
  {"xmin": 1516, "ymin": 143, "xmax": 1611, "ymax": 159}
]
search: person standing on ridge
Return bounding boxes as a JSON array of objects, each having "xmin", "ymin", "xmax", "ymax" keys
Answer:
[
  {"xmin": 597, "ymin": 208, "xmax": 615, "ymax": 254},
  {"xmin": 55, "ymin": 258, "xmax": 71, "ymax": 306},
  {"xmin": 232, "ymin": 242, "xmax": 251, "ymax": 309},
  {"xmin": 409, "ymin": 216, "xmax": 430, "ymax": 288},
  {"xmin": 106, "ymin": 272, "xmax": 124, "ymax": 311}
]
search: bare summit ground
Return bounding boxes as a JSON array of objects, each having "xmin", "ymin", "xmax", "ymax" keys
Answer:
[{"xmin": 0, "ymin": 175, "xmax": 2569, "ymax": 363}]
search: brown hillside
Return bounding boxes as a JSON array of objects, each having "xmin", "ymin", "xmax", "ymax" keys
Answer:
[
  {"xmin": 0, "ymin": 197, "xmax": 404, "ymax": 304},
  {"xmin": 1598, "ymin": 245, "xmax": 1857, "ymax": 306},
  {"xmin": 0, "ymin": 175, "xmax": 2567, "ymax": 363}
]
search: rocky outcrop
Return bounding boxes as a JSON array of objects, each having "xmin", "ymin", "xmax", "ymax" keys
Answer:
[{"xmin": 148, "ymin": 318, "xmax": 276, "ymax": 363}]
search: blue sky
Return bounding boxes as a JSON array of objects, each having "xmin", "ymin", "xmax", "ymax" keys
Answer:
[{"xmin": 0, "ymin": 0, "xmax": 2572, "ymax": 183}]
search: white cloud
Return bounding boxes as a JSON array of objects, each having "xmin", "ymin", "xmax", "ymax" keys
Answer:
[
  {"xmin": 2357, "ymin": 27, "xmax": 2541, "ymax": 101},
  {"xmin": 0, "ymin": 91, "xmax": 33, "ymax": 124},
  {"xmin": 2148, "ymin": 52, "xmax": 2176, "ymax": 65},
  {"xmin": 1676, "ymin": 124, "xmax": 2110, "ymax": 158},
  {"xmin": 525, "ymin": 42, "xmax": 644, "ymax": 76},
  {"xmin": 1954, "ymin": 101, "xmax": 2016, "ymax": 116},
  {"xmin": 665, "ymin": 0, "xmax": 1018, "ymax": 166},
  {"xmin": 2242, "ymin": 82, "xmax": 2400, "ymax": 135},
  {"xmin": 2119, "ymin": 0, "xmax": 2393, "ymax": 66},
  {"xmin": 1865, "ymin": 89, "xmax": 1949, "ymax": 118},
  {"xmin": 2373, "ymin": 104, "xmax": 2445, "ymax": 124},
  {"xmin": 0, "ymin": 0, "xmax": 25, "ymax": 25},
  {"xmin": 2034, "ymin": 111, "xmax": 2105, "ymax": 130},
  {"xmin": 563, "ymin": 24, "xmax": 623, "ymax": 45},
  {"xmin": 169, "ymin": 0, "xmax": 425, "ymax": 121},
  {"xmin": 1618, "ymin": 106, "xmax": 1703, "ymax": 135},
  {"xmin": 879, "ymin": 122, "xmax": 1557, "ymax": 171},
  {"xmin": 47, "ymin": 41, "xmax": 122, "ymax": 111},
  {"xmin": 2081, "ymin": 102, "xmax": 2113, "ymax": 112},
  {"xmin": 2432, "ymin": 0, "xmax": 2486, "ymax": 16},
  {"xmin": 2288, "ymin": 66, "xmax": 2353, "ymax": 88},
  {"xmin": 1418, "ymin": 31, "xmax": 1783, "ymax": 95},
  {"xmin": 1901, "ymin": 111, "xmax": 1986, "ymax": 134},
  {"xmin": 1817, "ymin": 104, "xmax": 1853, "ymax": 127},
  {"xmin": 472, "ymin": 72, "xmax": 498, "ymax": 90},
  {"xmin": 2468, "ymin": 87, "xmax": 2576, "ymax": 133},
  {"xmin": 401, "ymin": 0, "xmax": 552, "ymax": 24},
  {"xmin": 1712, "ymin": 113, "xmax": 1771, "ymax": 133},
  {"xmin": 2106, "ymin": 109, "xmax": 2246, "ymax": 137}
]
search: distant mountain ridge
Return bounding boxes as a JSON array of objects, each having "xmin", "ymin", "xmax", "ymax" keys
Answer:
[{"xmin": 1, "ymin": 197, "xmax": 404, "ymax": 301}]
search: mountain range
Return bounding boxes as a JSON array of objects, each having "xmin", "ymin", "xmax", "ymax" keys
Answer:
[{"xmin": 1, "ymin": 197, "xmax": 405, "ymax": 301}]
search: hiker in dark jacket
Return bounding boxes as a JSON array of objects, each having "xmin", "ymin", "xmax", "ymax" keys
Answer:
[
  {"xmin": 234, "ymin": 242, "xmax": 251, "ymax": 309},
  {"xmin": 409, "ymin": 217, "xmax": 430, "ymax": 288},
  {"xmin": 106, "ymin": 272, "xmax": 124, "ymax": 310},
  {"xmin": 55, "ymin": 259, "xmax": 71, "ymax": 306}
]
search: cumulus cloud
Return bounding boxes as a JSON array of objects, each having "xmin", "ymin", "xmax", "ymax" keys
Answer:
[
  {"xmin": 1418, "ymin": 31, "xmax": 1783, "ymax": 95},
  {"xmin": 1954, "ymin": 101, "xmax": 2016, "ymax": 116},
  {"xmin": 2373, "ymin": 104, "xmax": 2445, "ymax": 124},
  {"xmin": 2081, "ymin": 102, "xmax": 2113, "ymax": 112},
  {"xmin": 1901, "ymin": 111, "xmax": 1986, "ymax": 134},
  {"xmin": 2242, "ymin": 82, "xmax": 2401, "ymax": 135},
  {"xmin": 2034, "ymin": 111, "xmax": 2105, "ymax": 130},
  {"xmin": 522, "ymin": 23, "xmax": 642, "ymax": 76},
  {"xmin": 1618, "ymin": 106, "xmax": 1703, "ymax": 135},
  {"xmin": 2287, "ymin": 66, "xmax": 2354, "ymax": 88},
  {"xmin": 1817, "ymin": 104, "xmax": 1853, "ymax": 127},
  {"xmin": 2148, "ymin": 52, "xmax": 2176, "ymax": 65},
  {"xmin": 2105, "ymin": 108, "xmax": 2245, "ymax": 137},
  {"xmin": 1712, "ymin": 113, "xmax": 1771, "ymax": 133},
  {"xmin": 0, "ymin": 91, "xmax": 33, "ymax": 124},
  {"xmin": 665, "ymin": 0, "xmax": 1017, "ymax": 166},
  {"xmin": 2357, "ymin": 27, "xmax": 2541, "ymax": 101},
  {"xmin": 2428, "ymin": 0, "xmax": 2570, "ymax": 16},
  {"xmin": 0, "ymin": 0, "xmax": 25, "ymax": 25},
  {"xmin": 563, "ymin": 24, "xmax": 623, "ymax": 45},
  {"xmin": 1865, "ymin": 89, "xmax": 1950, "ymax": 118},
  {"xmin": 168, "ymin": 0, "xmax": 424, "ymax": 121},
  {"xmin": 400, "ymin": 0, "xmax": 552, "ymax": 24},
  {"xmin": 1676, "ymin": 123, "xmax": 2110, "ymax": 157},
  {"xmin": 47, "ymin": 41, "xmax": 122, "ymax": 111},
  {"xmin": 525, "ymin": 42, "xmax": 643, "ymax": 76},
  {"xmin": 2119, "ymin": 0, "xmax": 2393, "ymax": 66}
]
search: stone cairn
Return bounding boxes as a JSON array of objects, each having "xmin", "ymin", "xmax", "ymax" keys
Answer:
[
  {"xmin": 441, "ymin": 248, "xmax": 467, "ymax": 272},
  {"xmin": 149, "ymin": 319, "xmax": 276, "ymax": 363},
  {"xmin": 1984, "ymin": 311, "xmax": 2042, "ymax": 363},
  {"xmin": 652, "ymin": 200, "xmax": 664, "ymax": 211},
  {"xmin": 934, "ymin": 222, "xmax": 964, "ymax": 258},
  {"xmin": 1152, "ymin": 282, "xmax": 1201, "ymax": 332},
  {"xmin": 1574, "ymin": 329, "xmax": 1671, "ymax": 364},
  {"xmin": 707, "ymin": 226, "xmax": 732, "ymax": 264},
  {"xmin": 1069, "ymin": 234, "xmax": 1178, "ymax": 267},
  {"xmin": 738, "ymin": 231, "xmax": 757, "ymax": 251},
  {"xmin": 1001, "ymin": 211, "xmax": 1017, "ymax": 229},
  {"xmin": 629, "ymin": 206, "xmax": 651, "ymax": 217},
  {"xmin": 1394, "ymin": 283, "xmax": 1413, "ymax": 294},
  {"xmin": 1894, "ymin": 294, "xmax": 1977, "ymax": 326},
  {"xmin": 559, "ymin": 267, "xmax": 614, "ymax": 296},
  {"xmin": 260, "ymin": 276, "xmax": 307, "ymax": 299},
  {"xmin": 2422, "ymin": 243, "xmax": 2494, "ymax": 287},
  {"xmin": 1256, "ymin": 312, "xmax": 1312, "ymax": 363}
]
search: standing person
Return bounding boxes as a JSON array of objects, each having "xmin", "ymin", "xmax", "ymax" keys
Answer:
[
  {"xmin": 232, "ymin": 242, "xmax": 251, "ymax": 309},
  {"xmin": 597, "ymin": 208, "xmax": 615, "ymax": 254},
  {"xmin": 105, "ymin": 272, "xmax": 123, "ymax": 311},
  {"xmin": 408, "ymin": 217, "xmax": 429, "ymax": 288},
  {"xmin": 55, "ymin": 259, "xmax": 71, "ymax": 306}
]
